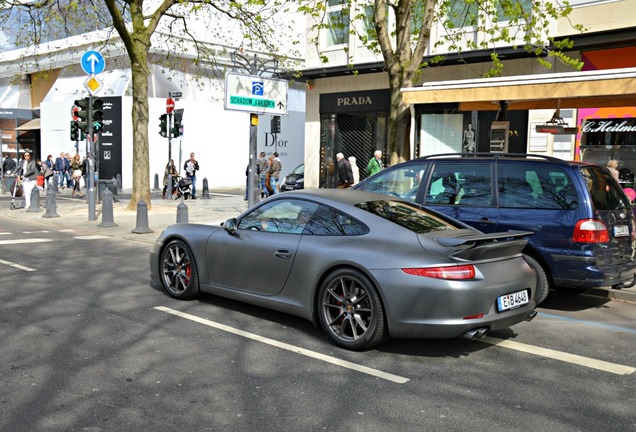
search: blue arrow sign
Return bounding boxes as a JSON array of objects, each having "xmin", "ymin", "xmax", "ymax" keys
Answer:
[{"xmin": 81, "ymin": 50, "xmax": 105, "ymax": 75}]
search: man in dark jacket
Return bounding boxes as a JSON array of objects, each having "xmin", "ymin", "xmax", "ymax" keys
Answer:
[
  {"xmin": 336, "ymin": 152, "xmax": 354, "ymax": 189},
  {"xmin": 2, "ymin": 154, "xmax": 16, "ymax": 174}
]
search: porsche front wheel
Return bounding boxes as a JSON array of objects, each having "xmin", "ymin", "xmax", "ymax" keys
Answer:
[{"xmin": 160, "ymin": 239, "xmax": 200, "ymax": 300}]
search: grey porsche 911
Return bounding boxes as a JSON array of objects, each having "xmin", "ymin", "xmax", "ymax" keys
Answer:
[{"xmin": 150, "ymin": 189, "xmax": 537, "ymax": 350}]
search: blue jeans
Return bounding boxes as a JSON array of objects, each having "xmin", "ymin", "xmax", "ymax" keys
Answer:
[
  {"xmin": 189, "ymin": 175, "xmax": 196, "ymax": 197},
  {"xmin": 259, "ymin": 175, "xmax": 268, "ymax": 196},
  {"xmin": 269, "ymin": 177, "xmax": 278, "ymax": 195}
]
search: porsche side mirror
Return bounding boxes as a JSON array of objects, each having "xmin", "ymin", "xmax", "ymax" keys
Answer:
[{"xmin": 224, "ymin": 218, "xmax": 238, "ymax": 235}]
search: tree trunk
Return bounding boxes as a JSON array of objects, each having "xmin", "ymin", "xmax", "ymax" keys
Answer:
[
  {"xmin": 387, "ymin": 78, "xmax": 413, "ymax": 166},
  {"xmin": 127, "ymin": 56, "xmax": 152, "ymax": 211}
]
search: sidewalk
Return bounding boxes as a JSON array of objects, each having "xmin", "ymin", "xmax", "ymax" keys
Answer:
[
  {"xmin": 0, "ymin": 186, "xmax": 249, "ymax": 245},
  {"xmin": 2, "ymin": 185, "xmax": 635, "ymax": 302}
]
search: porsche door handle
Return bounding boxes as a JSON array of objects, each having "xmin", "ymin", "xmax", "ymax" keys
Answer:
[{"xmin": 275, "ymin": 250, "xmax": 293, "ymax": 260}]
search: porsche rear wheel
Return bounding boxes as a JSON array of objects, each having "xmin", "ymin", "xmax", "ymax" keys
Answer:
[
  {"xmin": 318, "ymin": 269, "xmax": 386, "ymax": 350},
  {"xmin": 160, "ymin": 239, "xmax": 200, "ymax": 300}
]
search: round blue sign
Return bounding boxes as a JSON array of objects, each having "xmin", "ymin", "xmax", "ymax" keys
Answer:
[{"xmin": 81, "ymin": 50, "xmax": 105, "ymax": 75}]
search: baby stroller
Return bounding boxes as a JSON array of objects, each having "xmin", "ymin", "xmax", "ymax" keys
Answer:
[
  {"xmin": 172, "ymin": 175, "xmax": 192, "ymax": 200},
  {"xmin": 9, "ymin": 176, "xmax": 24, "ymax": 210}
]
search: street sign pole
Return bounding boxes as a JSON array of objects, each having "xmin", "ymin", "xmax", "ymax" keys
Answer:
[
  {"xmin": 87, "ymin": 95, "xmax": 97, "ymax": 221},
  {"xmin": 226, "ymin": 53, "xmax": 283, "ymax": 208}
]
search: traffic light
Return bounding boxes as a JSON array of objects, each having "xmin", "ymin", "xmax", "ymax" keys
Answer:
[
  {"xmin": 271, "ymin": 115, "xmax": 281, "ymax": 133},
  {"xmin": 74, "ymin": 98, "xmax": 90, "ymax": 134},
  {"xmin": 92, "ymin": 99, "xmax": 104, "ymax": 132},
  {"xmin": 159, "ymin": 114, "xmax": 168, "ymax": 137},
  {"xmin": 172, "ymin": 108, "xmax": 183, "ymax": 138},
  {"xmin": 70, "ymin": 120, "xmax": 79, "ymax": 141},
  {"xmin": 171, "ymin": 120, "xmax": 181, "ymax": 138}
]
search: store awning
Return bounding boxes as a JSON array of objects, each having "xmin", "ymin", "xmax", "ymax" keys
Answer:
[
  {"xmin": 401, "ymin": 67, "xmax": 636, "ymax": 111},
  {"xmin": 15, "ymin": 118, "xmax": 40, "ymax": 131}
]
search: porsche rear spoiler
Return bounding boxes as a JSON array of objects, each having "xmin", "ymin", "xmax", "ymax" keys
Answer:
[{"xmin": 426, "ymin": 230, "xmax": 533, "ymax": 261}]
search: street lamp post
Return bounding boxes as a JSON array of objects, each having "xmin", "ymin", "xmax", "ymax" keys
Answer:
[{"xmin": 230, "ymin": 52, "xmax": 279, "ymax": 208}]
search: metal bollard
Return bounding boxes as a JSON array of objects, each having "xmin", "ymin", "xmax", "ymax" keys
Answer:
[
  {"xmin": 202, "ymin": 177, "xmax": 210, "ymax": 199},
  {"xmin": 110, "ymin": 177, "xmax": 119, "ymax": 202},
  {"xmin": 153, "ymin": 173, "xmax": 160, "ymax": 191},
  {"xmin": 52, "ymin": 175, "xmax": 60, "ymax": 193},
  {"xmin": 131, "ymin": 199, "xmax": 154, "ymax": 234},
  {"xmin": 116, "ymin": 173, "xmax": 122, "ymax": 191},
  {"xmin": 166, "ymin": 176, "xmax": 173, "ymax": 199},
  {"xmin": 98, "ymin": 189, "xmax": 118, "ymax": 227},
  {"xmin": 27, "ymin": 187, "xmax": 41, "ymax": 213},
  {"xmin": 176, "ymin": 201, "xmax": 189, "ymax": 223},
  {"xmin": 42, "ymin": 186, "xmax": 60, "ymax": 218}
]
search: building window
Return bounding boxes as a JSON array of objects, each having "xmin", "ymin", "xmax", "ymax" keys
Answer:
[
  {"xmin": 325, "ymin": 0, "xmax": 350, "ymax": 47},
  {"xmin": 446, "ymin": 0, "xmax": 478, "ymax": 29},
  {"xmin": 496, "ymin": 0, "xmax": 533, "ymax": 22}
]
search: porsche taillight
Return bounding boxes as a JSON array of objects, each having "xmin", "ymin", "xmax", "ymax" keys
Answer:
[
  {"xmin": 572, "ymin": 219, "xmax": 609, "ymax": 243},
  {"xmin": 403, "ymin": 265, "xmax": 476, "ymax": 280}
]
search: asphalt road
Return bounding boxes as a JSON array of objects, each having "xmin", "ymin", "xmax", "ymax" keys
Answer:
[{"xmin": 1, "ymin": 215, "xmax": 635, "ymax": 432}]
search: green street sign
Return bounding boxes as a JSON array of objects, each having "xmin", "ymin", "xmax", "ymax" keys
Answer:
[{"xmin": 224, "ymin": 72, "xmax": 288, "ymax": 115}]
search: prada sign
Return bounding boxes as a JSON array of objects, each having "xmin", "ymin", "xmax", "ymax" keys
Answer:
[{"xmin": 320, "ymin": 89, "xmax": 390, "ymax": 113}]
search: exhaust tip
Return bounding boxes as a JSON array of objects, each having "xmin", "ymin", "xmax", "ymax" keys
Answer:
[
  {"xmin": 463, "ymin": 327, "xmax": 489, "ymax": 340},
  {"xmin": 525, "ymin": 310, "xmax": 538, "ymax": 322}
]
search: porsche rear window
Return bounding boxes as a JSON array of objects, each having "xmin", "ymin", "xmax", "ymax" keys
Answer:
[{"xmin": 356, "ymin": 200, "xmax": 459, "ymax": 234}]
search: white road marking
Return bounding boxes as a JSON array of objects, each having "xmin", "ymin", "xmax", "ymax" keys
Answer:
[
  {"xmin": 22, "ymin": 231, "xmax": 50, "ymax": 234},
  {"xmin": 0, "ymin": 258, "xmax": 36, "ymax": 272},
  {"xmin": 0, "ymin": 238, "xmax": 51, "ymax": 245},
  {"xmin": 58, "ymin": 229, "xmax": 76, "ymax": 232},
  {"xmin": 481, "ymin": 336, "xmax": 635, "ymax": 376},
  {"xmin": 154, "ymin": 306, "xmax": 410, "ymax": 384},
  {"xmin": 0, "ymin": 232, "xmax": 12, "ymax": 235},
  {"xmin": 73, "ymin": 235, "xmax": 111, "ymax": 240}
]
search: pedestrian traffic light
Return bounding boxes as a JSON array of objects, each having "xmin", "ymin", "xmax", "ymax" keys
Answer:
[
  {"xmin": 159, "ymin": 114, "xmax": 168, "ymax": 137},
  {"xmin": 171, "ymin": 120, "xmax": 181, "ymax": 138},
  {"xmin": 271, "ymin": 115, "xmax": 281, "ymax": 134},
  {"xmin": 92, "ymin": 98, "xmax": 104, "ymax": 132},
  {"xmin": 74, "ymin": 98, "xmax": 90, "ymax": 133}
]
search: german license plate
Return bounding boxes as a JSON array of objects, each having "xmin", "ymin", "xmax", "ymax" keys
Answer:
[
  {"xmin": 497, "ymin": 289, "xmax": 529, "ymax": 312},
  {"xmin": 613, "ymin": 225, "xmax": 629, "ymax": 237}
]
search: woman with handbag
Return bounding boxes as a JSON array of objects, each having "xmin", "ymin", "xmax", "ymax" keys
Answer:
[{"xmin": 71, "ymin": 154, "xmax": 84, "ymax": 198}]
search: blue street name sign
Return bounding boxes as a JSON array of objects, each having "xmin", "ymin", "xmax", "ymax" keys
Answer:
[{"xmin": 81, "ymin": 50, "xmax": 106, "ymax": 75}]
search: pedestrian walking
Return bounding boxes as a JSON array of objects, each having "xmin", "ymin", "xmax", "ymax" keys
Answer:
[
  {"xmin": 268, "ymin": 152, "xmax": 282, "ymax": 195},
  {"xmin": 163, "ymin": 159, "xmax": 178, "ymax": 199},
  {"xmin": 184, "ymin": 152, "xmax": 200, "ymax": 199},
  {"xmin": 71, "ymin": 154, "xmax": 84, "ymax": 198},
  {"xmin": 17, "ymin": 151, "xmax": 37, "ymax": 208},
  {"xmin": 367, "ymin": 150, "xmax": 383, "ymax": 177},
  {"xmin": 348, "ymin": 156, "xmax": 360, "ymax": 185},
  {"xmin": 336, "ymin": 152, "xmax": 354, "ymax": 189}
]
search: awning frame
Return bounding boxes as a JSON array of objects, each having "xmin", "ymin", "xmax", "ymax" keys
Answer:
[{"xmin": 401, "ymin": 67, "xmax": 636, "ymax": 111}]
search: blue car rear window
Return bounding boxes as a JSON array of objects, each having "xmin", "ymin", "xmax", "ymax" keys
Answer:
[{"xmin": 356, "ymin": 200, "xmax": 459, "ymax": 234}]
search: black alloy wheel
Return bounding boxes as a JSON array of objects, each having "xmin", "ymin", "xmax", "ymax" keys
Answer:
[
  {"xmin": 318, "ymin": 269, "xmax": 386, "ymax": 350},
  {"xmin": 160, "ymin": 239, "xmax": 200, "ymax": 300}
]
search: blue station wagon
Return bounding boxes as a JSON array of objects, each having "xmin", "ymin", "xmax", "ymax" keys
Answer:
[{"xmin": 354, "ymin": 153, "xmax": 636, "ymax": 304}]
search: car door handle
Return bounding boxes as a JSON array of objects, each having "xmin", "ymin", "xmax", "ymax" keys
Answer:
[
  {"xmin": 275, "ymin": 250, "xmax": 293, "ymax": 260},
  {"xmin": 479, "ymin": 218, "xmax": 495, "ymax": 224}
]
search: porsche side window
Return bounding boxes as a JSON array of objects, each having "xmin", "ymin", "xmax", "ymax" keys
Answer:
[
  {"xmin": 303, "ymin": 205, "xmax": 368, "ymax": 236},
  {"xmin": 238, "ymin": 199, "xmax": 319, "ymax": 234}
]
